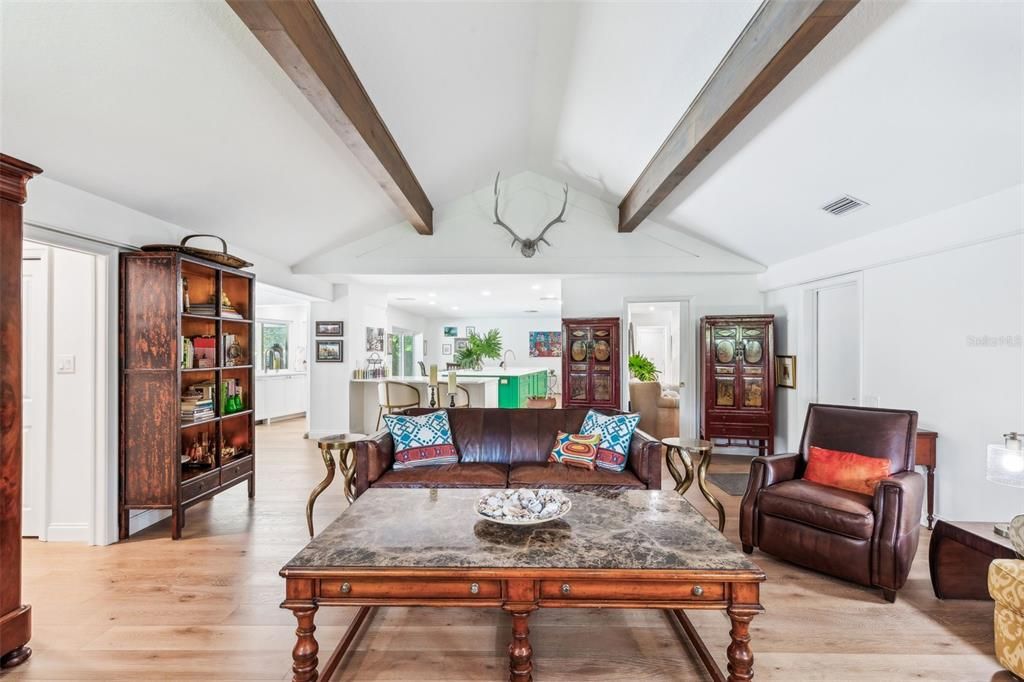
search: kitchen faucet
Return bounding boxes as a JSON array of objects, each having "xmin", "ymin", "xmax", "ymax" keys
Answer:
[{"xmin": 500, "ymin": 349, "xmax": 517, "ymax": 369}]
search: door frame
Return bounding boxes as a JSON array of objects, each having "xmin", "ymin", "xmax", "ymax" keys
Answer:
[
  {"xmin": 20, "ymin": 245, "xmax": 49, "ymax": 539},
  {"xmin": 24, "ymin": 224, "xmax": 118, "ymax": 546},
  {"xmin": 798, "ymin": 272, "xmax": 864, "ymax": 418},
  {"xmin": 622, "ymin": 296, "xmax": 695, "ymax": 438}
]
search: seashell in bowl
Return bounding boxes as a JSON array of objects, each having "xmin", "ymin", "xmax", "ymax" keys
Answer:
[{"xmin": 476, "ymin": 488, "xmax": 571, "ymax": 526}]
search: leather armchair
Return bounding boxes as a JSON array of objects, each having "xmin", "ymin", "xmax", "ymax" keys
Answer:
[
  {"xmin": 629, "ymin": 381, "xmax": 680, "ymax": 440},
  {"xmin": 739, "ymin": 404, "xmax": 922, "ymax": 602}
]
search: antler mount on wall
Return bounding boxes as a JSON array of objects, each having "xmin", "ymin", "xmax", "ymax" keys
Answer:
[{"xmin": 492, "ymin": 172, "xmax": 568, "ymax": 258}]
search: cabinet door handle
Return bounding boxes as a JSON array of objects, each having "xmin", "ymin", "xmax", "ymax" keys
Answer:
[
  {"xmin": 341, "ymin": 582, "xmax": 351, "ymax": 594},
  {"xmin": 692, "ymin": 585, "xmax": 704, "ymax": 597},
  {"xmin": 561, "ymin": 583, "xmax": 571, "ymax": 595}
]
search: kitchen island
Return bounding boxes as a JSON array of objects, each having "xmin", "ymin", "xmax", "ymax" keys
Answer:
[
  {"xmin": 349, "ymin": 376, "xmax": 499, "ymax": 434},
  {"xmin": 440, "ymin": 367, "xmax": 549, "ymax": 409}
]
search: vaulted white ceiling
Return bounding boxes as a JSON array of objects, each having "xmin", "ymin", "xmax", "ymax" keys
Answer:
[{"xmin": 2, "ymin": 1, "xmax": 1020, "ymax": 276}]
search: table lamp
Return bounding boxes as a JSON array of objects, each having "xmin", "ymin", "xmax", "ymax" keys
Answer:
[{"xmin": 986, "ymin": 432, "xmax": 1024, "ymax": 537}]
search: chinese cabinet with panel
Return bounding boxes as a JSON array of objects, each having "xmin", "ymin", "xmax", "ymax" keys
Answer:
[
  {"xmin": 700, "ymin": 315, "xmax": 775, "ymax": 455},
  {"xmin": 119, "ymin": 252, "xmax": 256, "ymax": 540},
  {"xmin": 561, "ymin": 317, "xmax": 621, "ymax": 410}
]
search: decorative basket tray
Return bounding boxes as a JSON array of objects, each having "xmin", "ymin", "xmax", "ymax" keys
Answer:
[
  {"xmin": 476, "ymin": 489, "xmax": 571, "ymax": 526},
  {"xmin": 141, "ymin": 234, "xmax": 252, "ymax": 269}
]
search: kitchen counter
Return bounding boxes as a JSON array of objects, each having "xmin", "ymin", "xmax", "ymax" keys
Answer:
[
  {"xmin": 440, "ymin": 367, "xmax": 545, "ymax": 378},
  {"xmin": 349, "ymin": 375, "xmax": 499, "ymax": 434}
]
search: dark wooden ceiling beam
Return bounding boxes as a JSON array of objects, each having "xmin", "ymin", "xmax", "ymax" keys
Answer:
[
  {"xmin": 227, "ymin": 0, "xmax": 433, "ymax": 235},
  {"xmin": 618, "ymin": 0, "xmax": 859, "ymax": 233}
]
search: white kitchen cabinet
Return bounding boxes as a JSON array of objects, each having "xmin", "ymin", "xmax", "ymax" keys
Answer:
[{"xmin": 256, "ymin": 373, "xmax": 308, "ymax": 421}]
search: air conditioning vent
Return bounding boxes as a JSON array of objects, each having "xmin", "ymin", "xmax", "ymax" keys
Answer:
[
  {"xmin": 394, "ymin": 296, "xmax": 416, "ymax": 301},
  {"xmin": 821, "ymin": 195, "xmax": 868, "ymax": 216}
]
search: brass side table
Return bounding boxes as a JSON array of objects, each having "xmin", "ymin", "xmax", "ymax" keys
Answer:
[
  {"xmin": 307, "ymin": 433, "xmax": 366, "ymax": 537},
  {"xmin": 661, "ymin": 437, "xmax": 726, "ymax": 532}
]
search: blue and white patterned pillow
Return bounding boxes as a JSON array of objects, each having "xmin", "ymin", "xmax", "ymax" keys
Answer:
[
  {"xmin": 580, "ymin": 410, "xmax": 640, "ymax": 472},
  {"xmin": 383, "ymin": 410, "xmax": 459, "ymax": 469}
]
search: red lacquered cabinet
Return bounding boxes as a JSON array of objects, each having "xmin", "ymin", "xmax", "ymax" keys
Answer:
[
  {"xmin": 700, "ymin": 315, "xmax": 775, "ymax": 456},
  {"xmin": 561, "ymin": 318, "xmax": 621, "ymax": 410}
]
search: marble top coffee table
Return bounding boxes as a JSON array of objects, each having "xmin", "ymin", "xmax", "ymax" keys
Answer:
[{"xmin": 281, "ymin": 488, "xmax": 766, "ymax": 682}]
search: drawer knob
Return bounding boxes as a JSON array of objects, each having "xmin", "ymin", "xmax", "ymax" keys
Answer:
[
  {"xmin": 341, "ymin": 582, "xmax": 351, "ymax": 594},
  {"xmin": 561, "ymin": 583, "xmax": 571, "ymax": 595},
  {"xmin": 692, "ymin": 585, "xmax": 704, "ymax": 597},
  {"xmin": 470, "ymin": 583, "xmax": 479, "ymax": 595}
]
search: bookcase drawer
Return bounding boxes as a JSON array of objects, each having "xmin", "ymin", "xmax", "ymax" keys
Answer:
[
  {"xmin": 221, "ymin": 455, "xmax": 253, "ymax": 484},
  {"xmin": 320, "ymin": 578, "xmax": 501, "ymax": 601},
  {"xmin": 181, "ymin": 470, "xmax": 219, "ymax": 503}
]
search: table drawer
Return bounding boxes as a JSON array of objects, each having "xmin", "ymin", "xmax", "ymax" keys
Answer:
[
  {"xmin": 321, "ymin": 578, "xmax": 501, "ymax": 601},
  {"xmin": 221, "ymin": 455, "xmax": 253, "ymax": 484},
  {"xmin": 540, "ymin": 579, "xmax": 724, "ymax": 603},
  {"xmin": 181, "ymin": 470, "xmax": 219, "ymax": 503}
]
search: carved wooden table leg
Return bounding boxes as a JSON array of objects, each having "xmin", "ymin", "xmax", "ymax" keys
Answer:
[
  {"xmin": 306, "ymin": 449, "xmax": 336, "ymax": 537},
  {"xmin": 925, "ymin": 463, "xmax": 935, "ymax": 530},
  {"xmin": 508, "ymin": 609, "xmax": 534, "ymax": 682},
  {"xmin": 288, "ymin": 605, "xmax": 320, "ymax": 682},
  {"xmin": 726, "ymin": 606, "xmax": 758, "ymax": 682}
]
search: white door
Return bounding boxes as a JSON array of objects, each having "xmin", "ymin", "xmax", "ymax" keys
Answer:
[
  {"xmin": 635, "ymin": 326, "xmax": 669, "ymax": 381},
  {"xmin": 816, "ymin": 283, "xmax": 861, "ymax": 405},
  {"xmin": 21, "ymin": 246, "xmax": 49, "ymax": 538}
]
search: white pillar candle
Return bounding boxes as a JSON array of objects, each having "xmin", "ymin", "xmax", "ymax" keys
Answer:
[{"xmin": 448, "ymin": 371, "xmax": 457, "ymax": 394}]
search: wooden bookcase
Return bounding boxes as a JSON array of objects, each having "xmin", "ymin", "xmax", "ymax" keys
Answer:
[{"xmin": 119, "ymin": 252, "xmax": 255, "ymax": 540}]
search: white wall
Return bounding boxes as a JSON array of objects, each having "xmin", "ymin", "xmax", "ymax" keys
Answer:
[
  {"xmin": 424, "ymin": 316, "xmax": 562, "ymax": 388},
  {"xmin": 629, "ymin": 305, "xmax": 682, "ymax": 387},
  {"xmin": 47, "ymin": 247, "xmax": 97, "ymax": 542},
  {"xmin": 764, "ymin": 190, "xmax": 1024, "ymax": 522}
]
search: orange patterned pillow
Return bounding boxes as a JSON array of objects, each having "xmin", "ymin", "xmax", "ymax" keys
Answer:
[
  {"xmin": 804, "ymin": 445, "xmax": 891, "ymax": 496},
  {"xmin": 548, "ymin": 432, "xmax": 601, "ymax": 470}
]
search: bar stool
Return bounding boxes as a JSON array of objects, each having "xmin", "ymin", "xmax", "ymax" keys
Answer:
[
  {"xmin": 376, "ymin": 381, "xmax": 420, "ymax": 430},
  {"xmin": 307, "ymin": 433, "xmax": 365, "ymax": 537},
  {"xmin": 661, "ymin": 437, "xmax": 725, "ymax": 532}
]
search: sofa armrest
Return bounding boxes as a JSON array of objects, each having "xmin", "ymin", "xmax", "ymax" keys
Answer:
[
  {"xmin": 628, "ymin": 429, "xmax": 663, "ymax": 490},
  {"xmin": 739, "ymin": 452, "xmax": 802, "ymax": 549},
  {"xmin": 872, "ymin": 470, "xmax": 925, "ymax": 591},
  {"xmin": 353, "ymin": 429, "xmax": 394, "ymax": 499}
]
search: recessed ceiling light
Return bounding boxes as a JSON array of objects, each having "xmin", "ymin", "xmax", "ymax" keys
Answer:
[
  {"xmin": 648, "ymin": 305, "xmax": 655, "ymax": 312},
  {"xmin": 428, "ymin": 292, "xmax": 437, "ymax": 297},
  {"xmin": 540, "ymin": 294, "xmax": 559, "ymax": 301},
  {"xmin": 428, "ymin": 300, "xmax": 436, "ymax": 306},
  {"xmin": 481, "ymin": 290, "xmax": 491, "ymax": 296},
  {"xmin": 530, "ymin": 284, "xmax": 541, "ymax": 291},
  {"xmin": 524, "ymin": 309, "xmax": 539, "ymax": 313},
  {"xmin": 451, "ymin": 305, "xmax": 460, "ymax": 311}
]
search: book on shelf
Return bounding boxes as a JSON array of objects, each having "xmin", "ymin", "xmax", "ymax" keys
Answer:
[
  {"xmin": 187, "ymin": 303, "xmax": 217, "ymax": 316},
  {"xmin": 180, "ymin": 337, "xmax": 194, "ymax": 369},
  {"xmin": 181, "ymin": 380, "xmax": 217, "ymax": 421},
  {"xmin": 221, "ymin": 305, "xmax": 243, "ymax": 320},
  {"xmin": 192, "ymin": 335, "xmax": 216, "ymax": 369}
]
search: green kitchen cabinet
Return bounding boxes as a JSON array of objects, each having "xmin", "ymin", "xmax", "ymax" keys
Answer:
[{"xmin": 492, "ymin": 370, "xmax": 548, "ymax": 408}]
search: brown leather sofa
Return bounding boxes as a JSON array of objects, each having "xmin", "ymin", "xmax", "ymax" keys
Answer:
[
  {"xmin": 739, "ymin": 404, "xmax": 923, "ymax": 603},
  {"xmin": 353, "ymin": 408, "xmax": 662, "ymax": 498}
]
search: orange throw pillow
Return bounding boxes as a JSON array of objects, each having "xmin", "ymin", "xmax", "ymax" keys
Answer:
[{"xmin": 804, "ymin": 445, "xmax": 891, "ymax": 496}]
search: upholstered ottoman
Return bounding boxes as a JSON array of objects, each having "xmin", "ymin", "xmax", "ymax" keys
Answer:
[{"xmin": 989, "ymin": 558, "xmax": 1024, "ymax": 678}]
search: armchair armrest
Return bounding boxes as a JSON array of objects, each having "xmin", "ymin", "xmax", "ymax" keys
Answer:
[
  {"xmin": 739, "ymin": 452, "xmax": 802, "ymax": 549},
  {"xmin": 353, "ymin": 429, "xmax": 394, "ymax": 499},
  {"xmin": 872, "ymin": 470, "xmax": 925, "ymax": 592},
  {"xmin": 628, "ymin": 429, "xmax": 663, "ymax": 490}
]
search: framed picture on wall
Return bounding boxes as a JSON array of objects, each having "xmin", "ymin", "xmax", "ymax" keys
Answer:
[
  {"xmin": 442, "ymin": 343, "xmax": 453, "ymax": 355},
  {"xmin": 465, "ymin": 325, "xmax": 476, "ymax": 336},
  {"xmin": 776, "ymin": 355, "xmax": 797, "ymax": 389},
  {"xmin": 316, "ymin": 340, "xmax": 343, "ymax": 362},
  {"xmin": 315, "ymin": 321, "xmax": 343, "ymax": 336},
  {"xmin": 443, "ymin": 326, "xmax": 458, "ymax": 337},
  {"xmin": 455, "ymin": 337, "xmax": 469, "ymax": 353},
  {"xmin": 366, "ymin": 326, "xmax": 384, "ymax": 352},
  {"xmin": 529, "ymin": 331, "xmax": 562, "ymax": 357}
]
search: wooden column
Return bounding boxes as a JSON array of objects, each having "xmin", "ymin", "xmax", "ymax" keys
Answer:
[{"xmin": 0, "ymin": 153, "xmax": 42, "ymax": 670}]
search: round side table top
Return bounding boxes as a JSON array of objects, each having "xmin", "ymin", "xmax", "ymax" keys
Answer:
[
  {"xmin": 661, "ymin": 437, "xmax": 713, "ymax": 452},
  {"xmin": 317, "ymin": 433, "xmax": 368, "ymax": 449}
]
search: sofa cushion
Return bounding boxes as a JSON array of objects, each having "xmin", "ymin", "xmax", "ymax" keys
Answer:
[
  {"xmin": 509, "ymin": 463, "xmax": 646, "ymax": 490},
  {"xmin": 373, "ymin": 463, "xmax": 509, "ymax": 489},
  {"xmin": 580, "ymin": 410, "xmax": 640, "ymax": 472},
  {"xmin": 759, "ymin": 479, "xmax": 874, "ymax": 540},
  {"xmin": 548, "ymin": 431, "xmax": 601, "ymax": 470},
  {"xmin": 384, "ymin": 410, "xmax": 458, "ymax": 469}
]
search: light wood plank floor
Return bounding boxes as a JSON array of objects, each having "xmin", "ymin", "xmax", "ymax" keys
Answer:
[{"xmin": 9, "ymin": 418, "xmax": 1012, "ymax": 681}]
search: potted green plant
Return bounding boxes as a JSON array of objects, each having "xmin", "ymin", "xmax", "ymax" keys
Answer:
[
  {"xmin": 628, "ymin": 353, "xmax": 661, "ymax": 382},
  {"xmin": 454, "ymin": 329, "xmax": 503, "ymax": 370}
]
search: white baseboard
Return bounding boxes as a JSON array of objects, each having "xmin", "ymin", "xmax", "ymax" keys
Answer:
[
  {"xmin": 45, "ymin": 522, "xmax": 90, "ymax": 543},
  {"xmin": 128, "ymin": 509, "xmax": 171, "ymax": 536}
]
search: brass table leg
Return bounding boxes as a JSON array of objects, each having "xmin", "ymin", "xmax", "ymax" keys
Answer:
[
  {"xmin": 306, "ymin": 448, "xmax": 336, "ymax": 537},
  {"xmin": 667, "ymin": 446, "xmax": 695, "ymax": 494},
  {"xmin": 694, "ymin": 448, "xmax": 726, "ymax": 532},
  {"xmin": 339, "ymin": 445, "xmax": 356, "ymax": 504}
]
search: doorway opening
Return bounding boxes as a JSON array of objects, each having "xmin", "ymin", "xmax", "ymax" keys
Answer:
[{"xmin": 624, "ymin": 299, "xmax": 691, "ymax": 439}]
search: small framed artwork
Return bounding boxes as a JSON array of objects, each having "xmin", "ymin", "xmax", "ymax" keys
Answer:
[
  {"xmin": 776, "ymin": 355, "xmax": 797, "ymax": 389},
  {"xmin": 365, "ymin": 326, "xmax": 384, "ymax": 352},
  {"xmin": 442, "ymin": 343, "xmax": 453, "ymax": 355},
  {"xmin": 315, "ymin": 321, "xmax": 343, "ymax": 337},
  {"xmin": 316, "ymin": 340, "xmax": 343, "ymax": 362},
  {"xmin": 465, "ymin": 325, "xmax": 476, "ymax": 336},
  {"xmin": 443, "ymin": 326, "xmax": 458, "ymax": 337},
  {"xmin": 455, "ymin": 337, "xmax": 469, "ymax": 353}
]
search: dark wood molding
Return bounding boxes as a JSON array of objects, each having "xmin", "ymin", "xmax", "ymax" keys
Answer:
[
  {"xmin": 618, "ymin": 0, "xmax": 859, "ymax": 232},
  {"xmin": 0, "ymin": 153, "xmax": 40, "ymax": 670},
  {"xmin": 227, "ymin": 0, "xmax": 433, "ymax": 235}
]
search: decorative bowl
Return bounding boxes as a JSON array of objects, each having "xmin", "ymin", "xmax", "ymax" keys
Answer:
[{"xmin": 476, "ymin": 489, "xmax": 571, "ymax": 526}]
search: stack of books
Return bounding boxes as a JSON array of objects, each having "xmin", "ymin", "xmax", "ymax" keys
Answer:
[
  {"xmin": 188, "ymin": 302, "xmax": 217, "ymax": 316},
  {"xmin": 221, "ymin": 303, "xmax": 243, "ymax": 319}
]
